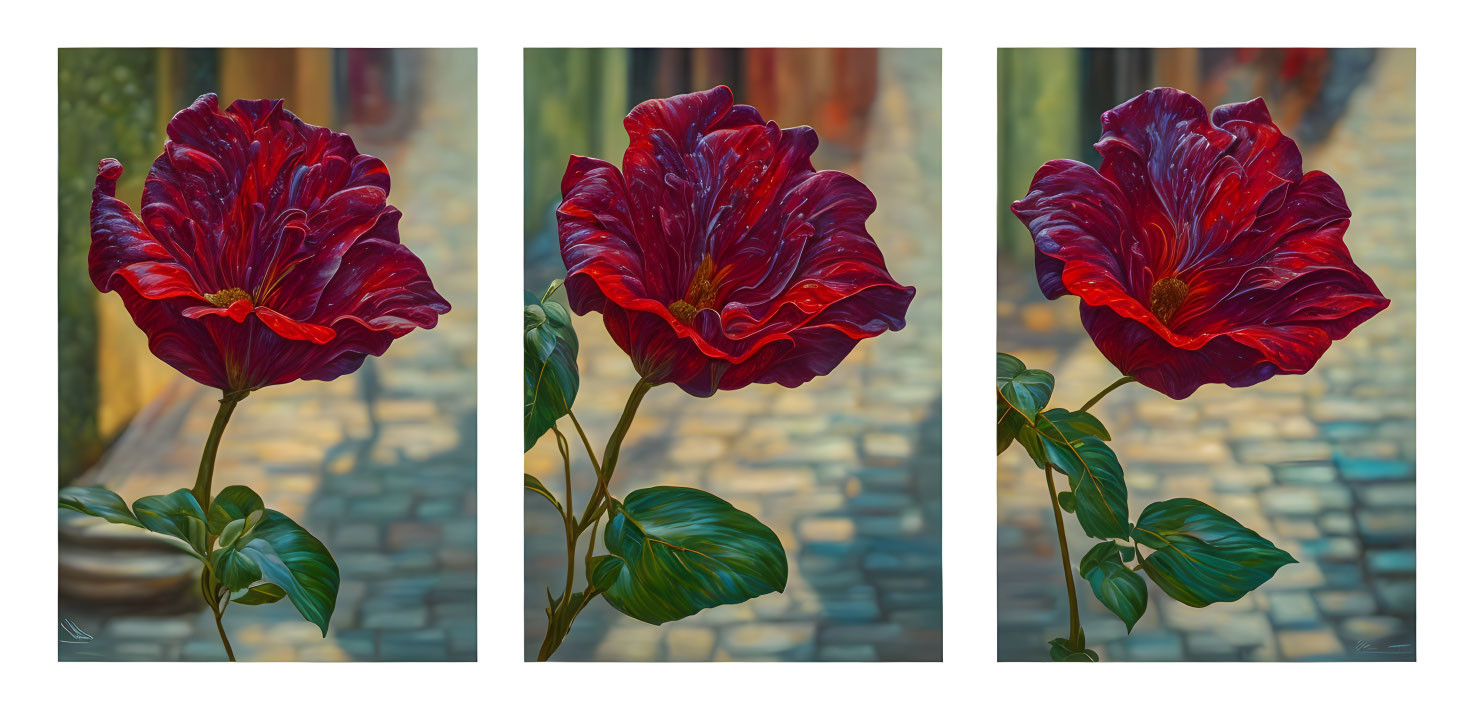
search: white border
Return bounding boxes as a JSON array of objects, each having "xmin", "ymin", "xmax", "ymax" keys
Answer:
[{"xmin": 0, "ymin": 1, "xmax": 1455, "ymax": 714}]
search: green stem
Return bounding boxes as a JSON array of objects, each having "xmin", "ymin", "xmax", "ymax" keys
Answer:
[
  {"xmin": 1044, "ymin": 461, "xmax": 1082, "ymax": 647},
  {"xmin": 553, "ymin": 426, "xmax": 576, "ymax": 623},
  {"xmin": 1078, "ymin": 376, "xmax": 1135, "ymax": 413},
  {"xmin": 191, "ymin": 389, "xmax": 247, "ymax": 661},
  {"xmin": 538, "ymin": 379, "xmax": 655, "ymax": 661},
  {"xmin": 566, "ymin": 410, "xmax": 603, "ymax": 477},
  {"xmin": 200, "ymin": 567, "xmax": 236, "ymax": 661},
  {"xmin": 575, "ymin": 379, "xmax": 654, "ymax": 535},
  {"xmin": 191, "ymin": 390, "xmax": 248, "ymax": 513},
  {"xmin": 210, "ymin": 597, "xmax": 237, "ymax": 661}
]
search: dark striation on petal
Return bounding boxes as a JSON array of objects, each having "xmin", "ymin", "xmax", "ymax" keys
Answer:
[
  {"xmin": 558, "ymin": 86, "xmax": 914, "ymax": 397},
  {"xmin": 89, "ymin": 93, "xmax": 449, "ymax": 392},
  {"xmin": 1012, "ymin": 88, "xmax": 1387, "ymax": 399}
]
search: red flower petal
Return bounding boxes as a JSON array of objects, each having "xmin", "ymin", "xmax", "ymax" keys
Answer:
[
  {"xmin": 559, "ymin": 86, "xmax": 913, "ymax": 396},
  {"xmin": 1012, "ymin": 88, "xmax": 1388, "ymax": 399},
  {"xmin": 312, "ymin": 238, "xmax": 451, "ymax": 336},
  {"xmin": 89, "ymin": 94, "xmax": 448, "ymax": 392},
  {"xmin": 182, "ymin": 297, "xmax": 253, "ymax": 323}
]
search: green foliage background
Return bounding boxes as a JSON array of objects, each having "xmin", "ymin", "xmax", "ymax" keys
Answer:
[{"xmin": 57, "ymin": 49, "xmax": 159, "ymax": 483}]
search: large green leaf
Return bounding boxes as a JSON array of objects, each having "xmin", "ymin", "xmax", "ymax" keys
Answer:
[
  {"xmin": 525, "ymin": 288, "xmax": 579, "ymax": 453},
  {"xmin": 590, "ymin": 486, "xmax": 788, "ymax": 625},
  {"xmin": 1034, "ymin": 412, "xmax": 1129, "ymax": 540},
  {"xmin": 132, "ymin": 489, "xmax": 208, "ymax": 555},
  {"xmin": 237, "ymin": 510, "xmax": 339, "ymax": 635},
  {"xmin": 207, "ymin": 485, "xmax": 265, "ymax": 534},
  {"xmin": 1133, "ymin": 498, "xmax": 1297, "ymax": 607},
  {"xmin": 1079, "ymin": 541, "xmax": 1147, "ymax": 632},
  {"xmin": 1042, "ymin": 408, "xmax": 1110, "ymax": 441},
  {"xmin": 59, "ymin": 486, "xmax": 143, "ymax": 528}
]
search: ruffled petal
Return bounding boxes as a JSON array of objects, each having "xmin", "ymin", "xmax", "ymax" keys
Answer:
[
  {"xmin": 1016, "ymin": 88, "xmax": 1389, "ymax": 399},
  {"xmin": 310, "ymin": 237, "xmax": 450, "ymax": 335},
  {"xmin": 89, "ymin": 158, "xmax": 198, "ymax": 296},
  {"xmin": 92, "ymin": 94, "xmax": 447, "ymax": 391},
  {"xmin": 558, "ymin": 86, "xmax": 912, "ymax": 396},
  {"xmin": 560, "ymin": 154, "xmax": 652, "ymax": 311},
  {"xmin": 1011, "ymin": 159, "xmax": 1149, "ymax": 300},
  {"xmin": 138, "ymin": 93, "xmax": 394, "ymax": 313}
]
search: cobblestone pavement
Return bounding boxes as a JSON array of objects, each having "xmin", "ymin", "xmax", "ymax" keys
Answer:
[
  {"xmin": 59, "ymin": 49, "xmax": 477, "ymax": 662},
  {"xmin": 996, "ymin": 50, "xmax": 1415, "ymax": 661},
  {"xmin": 524, "ymin": 50, "xmax": 943, "ymax": 661}
]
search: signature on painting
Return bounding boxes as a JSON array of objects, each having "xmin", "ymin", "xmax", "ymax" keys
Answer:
[
  {"xmin": 1354, "ymin": 640, "xmax": 1413, "ymax": 656},
  {"xmin": 59, "ymin": 618, "xmax": 94, "ymax": 644}
]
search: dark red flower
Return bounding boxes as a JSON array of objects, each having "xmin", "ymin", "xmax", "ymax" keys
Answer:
[
  {"xmin": 1011, "ymin": 88, "xmax": 1388, "ymax": 399},
  {"xmin": 557, "ymin": 86, "xmax": 914, "ymax": 397},
  {"xmin": 90, "ymin": 94, "xmax": 449, "ymax": 393}
]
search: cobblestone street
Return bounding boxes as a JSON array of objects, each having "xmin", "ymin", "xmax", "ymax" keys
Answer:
[
  {"xmin": 524, "ymin": 50, "xmax": 943, "ymax": 661},
  {"xmin": 59, "ymin": 50, "xmax": 477, "ymax": 662},
  {"xmin": 997, "ymin": 50, "xmax": 1415, "ymax": 661}
]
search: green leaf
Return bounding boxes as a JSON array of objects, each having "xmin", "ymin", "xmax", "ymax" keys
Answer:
[
  {"xmin": 590, "ymin": 486, "xmax": 788, "ymax": 625},
  {"xmin": 1079, "ymin": 541, "xmax": 1147, "ymax": 632},
  {"xmin": 1133, "ymin": 498, "xmax": 1297, "ymax": 607},
  {"xmin": 1034, "ymin": 412, "xmax": 1129, "ymax": 539},
  {"xmin": 1057, "ymin": 491, "xmax": 1076, "ymax": 513},
  {"xmin": 1117, "ymin": 543, "xmax": 1136, "ymax": 562},
  {"xmin": 997, "ymin": 353, "xmax": 1054, "ymax": 457},
  {"xmin": 996, "ymin": 353, "xmax": 1054, "ymax": 425},
  {"xmin": 132, "ymin": 489, "xmax": 208, "ymax": 554},
  {"xmin": 998, "ymin": 399, "xmax": 1023, "ymax": 454},
  {"xmin": 524, "ymin": 473, "xmax": 563, "ymax": 514},
  {"xmin": 207, "ymin": 485, "xmax": 264, "ymax": 534},
  {"xmin": 59, "ymin": 486, "xmax": 144, "ymax": 528},
  {"xmin": 1014, "ymin": 425, "xmax": 1046, "ymax": 468},
  {"xmin": 525, "ymin": 288, "xmax": 579, "ymax": 453},
  {"xmin": 209, "ymin": 546, "xmax": 262, "ymax": 591},
  {"xmin": 1048, "ymin": 635, "xmax": 1099, "ymax": 662},
  {"xmin": 232, "ymin": 583, "xmax": 287, "ymax": 605},
  {"xmin": 997, "ymin": 355, "xmax": 1029, "ymax": 454},
  {"xmin": 1042, "ymin": 408, "xmax": 1110, "ymax": 441},
  {"xmin": 237, "ymin": 510, "xmax": 339, "ymax": 635},
  {"xmin": 1079, "ymin": 540, "xmax": 1121, "ymax": 575},
  {"xmin": 217, "ymin": 518, "xmax": 247, "ymax": 549}
]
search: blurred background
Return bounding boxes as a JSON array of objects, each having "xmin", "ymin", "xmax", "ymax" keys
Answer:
[
  {"xmin": 58, "ymin": 48, "xmax": 477, "ymax": 661},
  {"xmin": 523, "ymin": 49, "xmax": 942, "ymax": 661},
  {"xmin": 997, "ymin": 48, "xmax": 1415, "ymax": 661}
]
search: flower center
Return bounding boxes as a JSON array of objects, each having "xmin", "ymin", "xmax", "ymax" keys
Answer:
[
  {"xmin": 205, "ymin": 287, "xmax": 252, "ymax": 308},
  {"xmin": 1148, "ymin": 277, "xmax": 1189, "ymax": 325},
  {"xmin": 669, "ymin": 254, "xmax": 722, "ymax": 324}
]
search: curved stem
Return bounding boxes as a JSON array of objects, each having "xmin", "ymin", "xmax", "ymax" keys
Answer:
[
  {"xmin": 553, "ymin": 426, "xmax": 576, "ymax": 621},
  {"xmin": 1078, "ymin": 376, "xmax": 1135, "ymax": 413},
  {"xmin": 210, "ymin": 599, "xmax": 237, "ymax": 661},
  {"xmin": 1044, "ymin": 462, "xmax": 1081, "ymax": 647},
  {"xmin": 539, "ymin": 379, "xmax": 655, "ymax": 661},
  {"xmin": 192, "ymin": 390, "xmax": 246, "ymax": 661},
  {"xmin": 566, "ymin": 410, "xmax": 602, "ymax": 480},
  {"xmin": 199, "ymin": 567, "xmax": 237, "ymax": 661},
  {"xmin": 575, "ymin": 379, "xmax": 654, "ymax": 535},
  {"xmin": 191, "ymin": 390, "xmax": 248, "ymax": 513}
]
